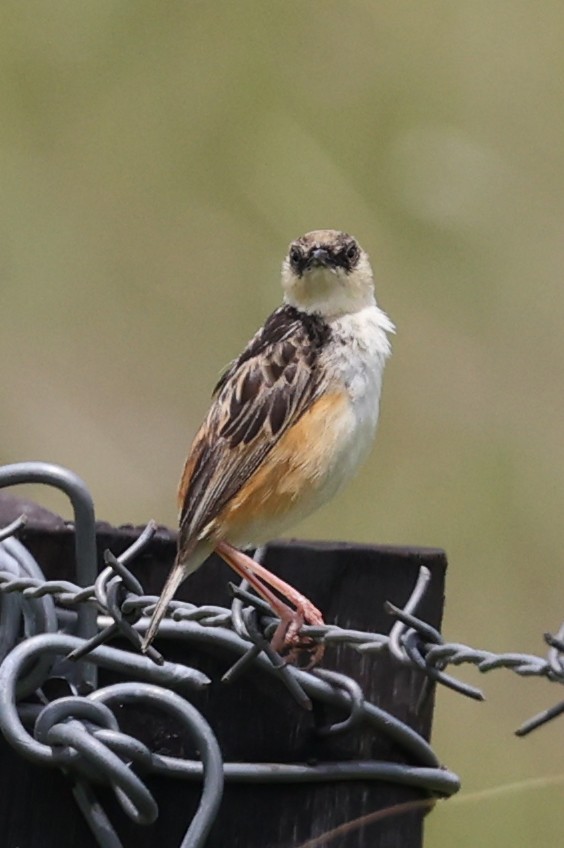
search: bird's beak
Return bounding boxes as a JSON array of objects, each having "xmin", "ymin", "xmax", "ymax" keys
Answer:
[{"xmin": 306, "ymin": 247, "xmax": 333, "ymax": 269}]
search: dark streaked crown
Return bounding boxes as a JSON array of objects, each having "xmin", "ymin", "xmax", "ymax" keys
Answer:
[{"xmin": 287, "ymin": 229, "xmax": 361, "ymax": 277}]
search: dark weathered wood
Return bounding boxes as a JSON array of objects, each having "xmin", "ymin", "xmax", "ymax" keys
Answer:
[{"xmin": 0, "ymin": 494, "xmax": 447, "ymax": 848}]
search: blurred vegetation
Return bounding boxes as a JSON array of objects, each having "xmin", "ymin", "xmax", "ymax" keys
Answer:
[{"xmin": 0, "ymin": 3, "xmax": 563, "ymax": 845}]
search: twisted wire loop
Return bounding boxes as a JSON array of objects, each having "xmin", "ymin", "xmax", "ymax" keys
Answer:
[
  {"xmin": 0, "ymin": 462, "xmax": 98, "ymax": 692},
  {"xmin": 0, "ymin": 462, "xmax": 560, "ymax": 846},
  {"xmin": 0, "ymin": 633, "xmax": 217, "ymax": 848}
]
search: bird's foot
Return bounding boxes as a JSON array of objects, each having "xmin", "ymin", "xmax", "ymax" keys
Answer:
[
  {"xmin": 271, "ymin": 606, "xmax": 325, "ymax": 669},
  {"xmin": 215, "ymin": 541, "xmax": 325, "ymax": 667}
]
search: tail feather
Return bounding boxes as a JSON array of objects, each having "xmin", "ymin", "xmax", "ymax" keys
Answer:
[{"xmin": 141, "ymin": 544, "xmax": 210, "ymax": 653}]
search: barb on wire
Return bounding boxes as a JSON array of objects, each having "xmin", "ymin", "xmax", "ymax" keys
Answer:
[
  {"xmin": 387, "ymin": 565, "xmax": 432, "ymax": 663},
  {"xmin": 68, "ymin": 539, "xmax": 164, "ymax": 666},
  {"xmin": 241, "ymin": 606, "xmax": 312, "ymax": 710}
]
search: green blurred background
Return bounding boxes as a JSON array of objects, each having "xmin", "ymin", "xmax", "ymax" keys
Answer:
[{"xmin": 1, "ymin": 2, "xmax": 562, "ymax": 845}]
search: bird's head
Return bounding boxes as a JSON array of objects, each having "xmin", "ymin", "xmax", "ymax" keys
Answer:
[{"xmin": 281, "ymin": 229, "xmax": 375, "ymax": 317}]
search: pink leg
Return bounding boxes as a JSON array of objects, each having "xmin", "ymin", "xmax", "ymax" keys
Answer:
[{"xmin": 215, "ymin": 541, "xmax": 325, "ymax": 666}]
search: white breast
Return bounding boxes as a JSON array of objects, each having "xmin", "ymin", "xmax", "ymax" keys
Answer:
[{"xmin": 321, "ymin": 304, "xmax": 394, "ymax": 493}]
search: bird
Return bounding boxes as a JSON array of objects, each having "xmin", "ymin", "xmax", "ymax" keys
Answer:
[{"xmin": 141, "ymin": 229, "xmax": 394, "ymax": 661}]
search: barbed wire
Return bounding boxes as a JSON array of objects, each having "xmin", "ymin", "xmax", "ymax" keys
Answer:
[
  {"xmin": 2, "ymin": 531, "xmax": 561, "ymax": 731},
  {"xmin": 0, "ymin": 461, "xmax": 561, "ymax": 848}
]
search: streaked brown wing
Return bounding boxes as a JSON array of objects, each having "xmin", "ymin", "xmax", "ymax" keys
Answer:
[{"xmin": 177, "ymin": 305, "xmax": 331, "ymax": 559}]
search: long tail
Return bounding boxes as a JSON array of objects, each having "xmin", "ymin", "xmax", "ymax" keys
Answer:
[{"xmin": 141, "ymin": 544, "xmax": 209, "ymax": 653}]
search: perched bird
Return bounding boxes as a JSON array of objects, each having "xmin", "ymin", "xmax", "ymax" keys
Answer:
[{"xmin": 141, "ymin": 230, "xmax": 394, "ymax": 659}]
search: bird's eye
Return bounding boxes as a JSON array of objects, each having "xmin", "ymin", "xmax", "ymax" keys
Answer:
[
  {"xmin": 289, "ymin": 246, "xmax": 302, "ymax": 266},
  {"xmin": 346, "ymin": 243, "xmax": 359, "ymax": 263}
]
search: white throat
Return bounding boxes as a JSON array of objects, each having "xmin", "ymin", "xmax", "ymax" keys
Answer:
[{"xmin": 281, "ymin": 260, "xmax": 377, "ymax": 318}]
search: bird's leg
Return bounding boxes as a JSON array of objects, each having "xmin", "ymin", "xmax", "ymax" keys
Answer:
[
  {"xmin": 215, "ymin": 541, "xmax": 324, "ymax": 629},
  {"xmin": 215, "ymin": 541, "xmax": 325, "ymax": 665}
]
